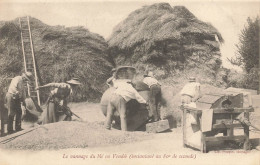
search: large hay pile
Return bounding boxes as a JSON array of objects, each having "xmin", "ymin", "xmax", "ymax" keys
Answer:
[
  {"xmin": 107, "ymin": 3, "xmax": 227, "ymax": 125},
  {"xmin": 0, "ymin": 121, "xmax": 152, "ymax": 150},
  {"xmin": 108, "ymin": 3, "xmax": 224, "ymax": 80},
  {"xmin": 0, "ymin": 17, "xmax": 113, "ymax": 103}
]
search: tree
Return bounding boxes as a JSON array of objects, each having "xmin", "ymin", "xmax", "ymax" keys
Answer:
[
  {"xmin": 229, "ymin": 16, "xmax": 259, "ymax": 73},
  {"xmin": 227, "ymin": 16, "xmax": 259, "ymax": 90}
]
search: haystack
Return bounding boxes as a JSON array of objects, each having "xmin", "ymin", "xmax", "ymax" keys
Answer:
[
  {"xmin": 108, "ymin": 3, "xmax": 224, "ymax": 79},
  {"xmin": 107, "ymin": 3, "xmax": 227, "ymax": 125},
  {"xmin": 0, "ymin": 17, "xmax": 113, "ymax": 104}
]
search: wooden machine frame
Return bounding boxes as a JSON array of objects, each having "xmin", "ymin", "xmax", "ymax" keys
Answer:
[{"xmin": 181, "ymin": 106, "xmax": 254, "ymax": 153}]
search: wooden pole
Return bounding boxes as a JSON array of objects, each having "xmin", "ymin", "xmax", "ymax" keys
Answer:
[
  {"xmin": 19, "ymin": 18, "xmax": 30, "ymax": 97},
  {"xmin": 27, "ymin": 16, "xmax": 41, "ymax": 105},
  {"xmin": 259, "ymin": 18, "xmax": 260, "ymax": 94}
]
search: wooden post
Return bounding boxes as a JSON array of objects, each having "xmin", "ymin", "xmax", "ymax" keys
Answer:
[
  {"xmin": 243, "ymin": 111, "xmax": 250, "ymax": 150},
  {"xmin": 259, "ymin": 18, "xmax": 260, "ymax": 94},
  {"xmin": 1, "ymin": 109, "xmax": 4, "ymax": 137},
  {"xmin": 201, "ymin": 132, "xmax": 207, "ymax": 153},
  {"xmin": 182, "ymin": 108, "xmax": 187, "ymax": 147}
]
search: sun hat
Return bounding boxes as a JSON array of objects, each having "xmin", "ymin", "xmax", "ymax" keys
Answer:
[{"xmin": 22, "ymin": 72, "xmax": 34, "ymax": 82}]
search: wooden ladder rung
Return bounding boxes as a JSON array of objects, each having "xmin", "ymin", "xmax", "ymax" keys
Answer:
[{"xmin": 19, "ymin": 16, "xmax": 41, "ymax": 105}]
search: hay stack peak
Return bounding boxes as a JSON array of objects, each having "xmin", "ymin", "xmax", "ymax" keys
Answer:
[{"xmin": 108, "ymin": 3, "xmax": 224, "ymax": 80}]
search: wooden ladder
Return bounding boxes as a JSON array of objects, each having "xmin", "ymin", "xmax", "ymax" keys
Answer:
[{"xmin": 19, "ymin": 16, "xmax": 41, "ymax": 105}]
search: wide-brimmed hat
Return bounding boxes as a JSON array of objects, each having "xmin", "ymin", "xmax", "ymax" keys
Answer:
[
  {"xmin": 188, "ymin": 77, "xmax": 196, "ymax": 82},
  {"xmin": 22, "ymin": 72, "xmax": 34, "ymax": 82},
  {"xmin": 66, "ymin": 78, "xmax": 81, "ymax": 85}
]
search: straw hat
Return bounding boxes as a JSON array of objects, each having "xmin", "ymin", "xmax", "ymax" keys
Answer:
[
  {"xmin": 66, "ymin": 78, "xmax": 81, "ymax": 85},
  {"xmin": 188, "ymin": 77, "xmax": 196, "ymax": 82},
  {"xmin": 22, "ymin": 72, "xmax": 34, "ymax": 82}
]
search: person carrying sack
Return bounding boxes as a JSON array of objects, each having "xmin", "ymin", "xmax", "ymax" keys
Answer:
[
  {"xmin": 36, "ymin": 78, "xmax": 81, "ymax": 124},
  {"xmin": 5, "ymin": 72, "xmax": 34, "ymax": 134},
  {"xmin": 105, "ymin": 79, "xmax": 148, "ymax": 131}
]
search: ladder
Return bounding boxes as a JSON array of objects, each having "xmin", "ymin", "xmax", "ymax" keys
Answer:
[{"xmin": 19, "ymin": 16, "xmax": 41, "ymax": 105}]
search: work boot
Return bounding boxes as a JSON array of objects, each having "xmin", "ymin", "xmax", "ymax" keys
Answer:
[{"xmin": 15, "ymin": 128, "xmax": 23, "ymax": 132}]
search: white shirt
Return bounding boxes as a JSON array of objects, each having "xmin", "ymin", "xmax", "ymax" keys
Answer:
[
  {"xmin": 180, "ymin": 82, "xmax": 201, "ymax": 98},
  {"xmin": 8, "ymin": 76, "xmax": 26, "ymax": 100},
  {"xmin": 113, "ymin": 79, "xmax": 146, "ymax": 103},
  {"xmin": 143, "ymin": 76, "xmax": 159, "ymax": 88}
]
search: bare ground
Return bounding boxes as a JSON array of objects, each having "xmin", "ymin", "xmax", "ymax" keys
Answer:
[{"xmin": 0, "ymin": 102, "xmax": 259, "ymax": 153}]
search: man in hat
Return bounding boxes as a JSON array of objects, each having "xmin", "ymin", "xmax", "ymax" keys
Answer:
[
  {"xmin": 36, "ymin": 78, "xmax": 81, "ymax": 124},
  {"xmin": 143, "ymin": 70, "xmax": 162, "ymax": 122},
  {"xmin": 180, "ymin": 77, "xmax": 201, "ymax": 106},
  {"xmin": 5, "ymin": 72, "xmax": 34, "ymax": 134}
]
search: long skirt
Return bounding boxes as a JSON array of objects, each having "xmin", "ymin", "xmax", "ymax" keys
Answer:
[{"xmin": 42, "ymin": 101, "xmax": 71, "ymax": 124}]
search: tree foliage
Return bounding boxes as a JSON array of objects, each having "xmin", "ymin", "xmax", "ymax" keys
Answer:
[{"xmin": 229, "ymin": 17, "xmax": 259, "ymax": 73}]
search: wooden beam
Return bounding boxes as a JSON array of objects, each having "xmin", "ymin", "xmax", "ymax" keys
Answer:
[
  {"xmin": 205, "ymin": 135, "xmax": 245, "ymax": 142},
  {"xmin": 212, "ymin": 123, "xmax": 243, "ymax": 129}
]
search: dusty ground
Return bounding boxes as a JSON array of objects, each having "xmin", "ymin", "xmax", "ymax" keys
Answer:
[
  {"xmin": 0, "ymin": 102, "xmax": 259, "ymax": 165},
  {"xmin": 1, "ymin": 102, "xmax": 259, "ymax": 151}
]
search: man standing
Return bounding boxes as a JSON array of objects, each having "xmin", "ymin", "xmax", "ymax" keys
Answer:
[
  {"xmin": 180, "ymin": 77, "xmax": 201, "ymax": 106},
  {"xmin": 5, "ymin": 72, "xmax": 34, "ymax": 134},
  {"xmin": 105, "ymin": 79, "xmax": 148, "ymax": 131},
  {"xmin": 143, "ymin": 71, "xmax": 162, "ymax": 122},
  {"xmin": 36, "ymin": 78, "xmax": 81, "ymax": 124}
]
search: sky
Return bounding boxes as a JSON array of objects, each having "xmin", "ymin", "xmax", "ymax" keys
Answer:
[{"xmin": 0, "ymin": 0, "xmax": 259, "ymax": 71}]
